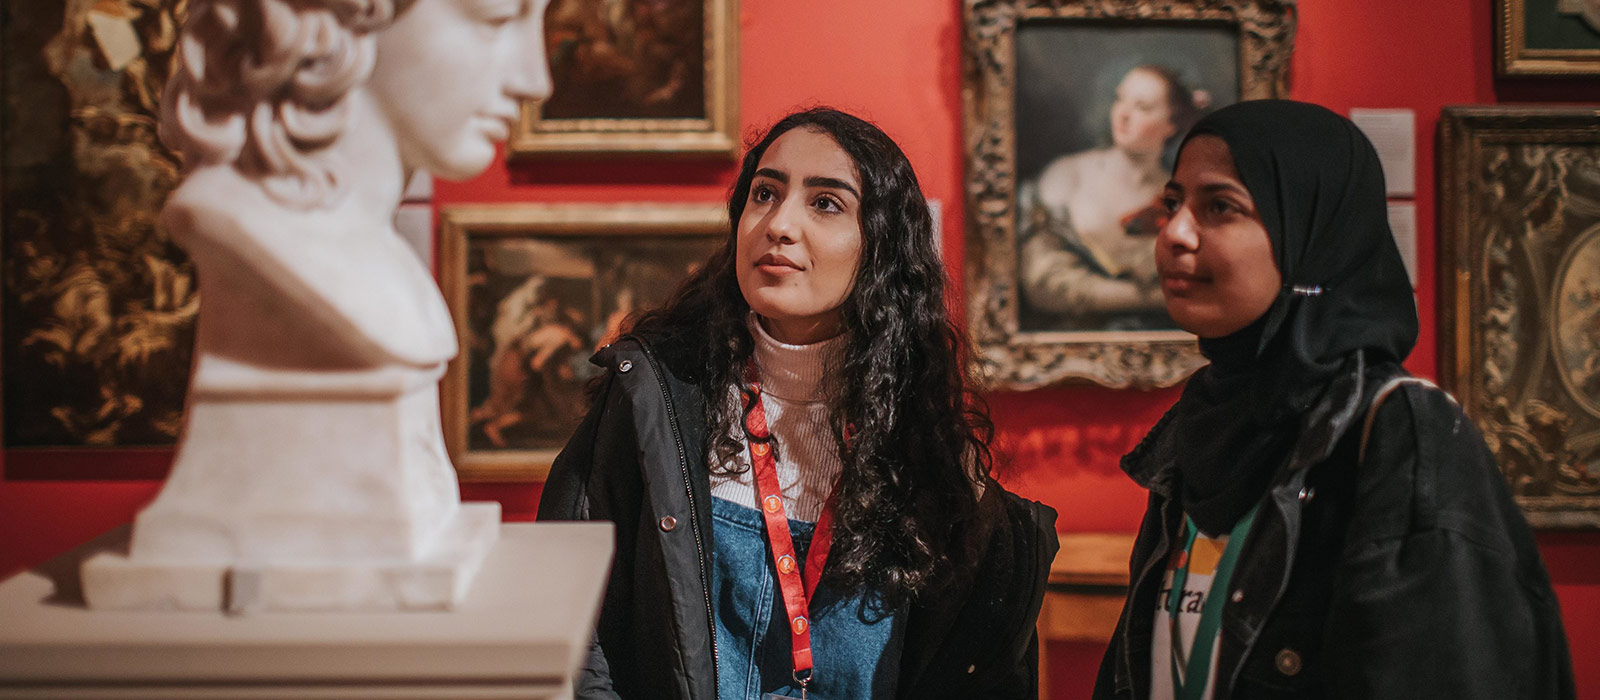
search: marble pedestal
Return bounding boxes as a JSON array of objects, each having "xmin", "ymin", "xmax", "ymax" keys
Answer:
[
  {"xmin": 81, "ymin": 356, "xmax": 494, "ymax": 612},
  {"xmin": 0, "ymin": 522, "xmax": 613, "ymax": 700}
]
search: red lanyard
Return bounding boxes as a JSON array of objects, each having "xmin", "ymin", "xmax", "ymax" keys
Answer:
[{"xmin": 740, "ymin": 360, "xmax": 838, "ymax": 689}]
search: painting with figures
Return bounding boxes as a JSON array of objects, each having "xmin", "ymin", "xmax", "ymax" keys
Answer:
[{"xmin": 438, "ymin": 203, "xmax": 725, "ymax": 481}]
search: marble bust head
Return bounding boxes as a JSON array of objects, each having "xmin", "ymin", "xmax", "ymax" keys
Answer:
[{"xmin": 163, "ymin": 0, "xmax": 550, "ymax": 208}]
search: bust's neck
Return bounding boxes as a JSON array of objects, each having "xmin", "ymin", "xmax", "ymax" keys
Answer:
[{"xmin": 327, "ymin": 91, "xmax": 408, "ymax": 221}]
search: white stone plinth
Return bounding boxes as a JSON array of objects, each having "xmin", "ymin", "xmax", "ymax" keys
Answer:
[
  {"xmin": 81, "ymin": 353, "xmax": 493, "ymax": 612},
  {"xmin": 1, "ymin": 522, "xmax": 613, "ymax": 700}
]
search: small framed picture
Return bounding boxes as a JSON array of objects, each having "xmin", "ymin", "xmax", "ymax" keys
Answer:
[
  {"xmin": 1497, "ymin": 0, "xmax": 1600, "ymax": 77},
  {"xmin": 438, "ymin": 203, "xmax": 726, "ymax": 481},
  {"xmin": 511, "ymin": 0, "xmax": 739, "ymax": 157}
]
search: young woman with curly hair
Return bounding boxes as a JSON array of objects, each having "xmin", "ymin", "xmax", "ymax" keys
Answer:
[{"xmin": 539, "ymin": 107, "xmax": 1058, "ymax": 700}]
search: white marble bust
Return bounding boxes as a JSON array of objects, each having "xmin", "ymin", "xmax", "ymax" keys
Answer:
[{"xmin": 82, "ymin": 0, "xmax": 552, "ymax": 611}]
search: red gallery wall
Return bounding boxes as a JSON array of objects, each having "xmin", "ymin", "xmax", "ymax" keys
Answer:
[{"xmin": 1, "ymin": 0, "xmax": 1595, "ymax": 697}]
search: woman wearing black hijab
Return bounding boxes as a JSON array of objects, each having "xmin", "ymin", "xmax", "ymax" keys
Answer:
[{"xmin": 1093, "ymin": 100, "xmax": 1574, "ymax": 700}]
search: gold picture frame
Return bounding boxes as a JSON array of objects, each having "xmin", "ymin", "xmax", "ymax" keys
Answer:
[
  {"xmin": 1438, "ymin": 106, "xmax": 1600, "ymax": 528},
  {"xmin": 1497, "ymin": 0, "xmax": 1600, "ymax": 77},
  {"xmin": 961, "ymin": 0, "xmax": 1296, "ymax": 390},
  {"xmin": 438, "ymin": 203, "xmax": 726, "ymax": 482},
  {"xmin": 511, "ymin": 0, "xmax": 739, "ymax": 158}
]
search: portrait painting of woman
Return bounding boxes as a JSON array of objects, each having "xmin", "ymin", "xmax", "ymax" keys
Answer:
[{"xmin": 1012, "ymin": 24, "xmax": 1239, "ymax": 333}]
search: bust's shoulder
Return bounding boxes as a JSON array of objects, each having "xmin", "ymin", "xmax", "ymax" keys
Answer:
[
  {"xmin": 162, "ymin": 166, "xmax": 457, "ymax": 367},
  {"xmin": 161, "ymin": 167, "xmax": 274, "ymax": 243}
]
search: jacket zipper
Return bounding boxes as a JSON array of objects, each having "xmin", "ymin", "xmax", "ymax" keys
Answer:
[{"xmin": 637, "ymin": 342, "xmax": 719, "ymax": 669}]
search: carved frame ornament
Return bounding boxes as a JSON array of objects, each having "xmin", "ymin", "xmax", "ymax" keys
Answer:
[
  {"xmin": 961, "ymin": 0, "xmax": 1296, "ymax": 390},
  {"xmin": 1439, "ymin": 107, "xmax": 1600, "ymax": 528}
]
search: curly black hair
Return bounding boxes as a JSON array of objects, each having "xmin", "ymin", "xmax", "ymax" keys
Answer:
[{"xmin": 629, "ymin": 107, "xmax": 993, "ymax": 607}]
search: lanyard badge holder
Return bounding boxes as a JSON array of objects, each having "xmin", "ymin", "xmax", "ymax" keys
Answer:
[
  {"xmin": 1165, "ymin": 504, "xmax": 1258, "ymax": 700},
  {"xmin": 743, "ymin": 361, "xmax": 838, "ymax": 700}
]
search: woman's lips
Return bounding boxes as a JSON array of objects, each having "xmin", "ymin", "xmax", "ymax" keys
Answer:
[
  {"xmin": 1160, "ymin": 272, "xmax": 1207, "ymax": 295},
  {"xmin": 755, "ymin": 253, "xmax": 803, "ymax": 275}
]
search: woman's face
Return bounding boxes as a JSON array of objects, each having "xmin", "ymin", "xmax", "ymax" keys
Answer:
[
  {"xmin": 1110, "ymin": 68, "xmax": 1177, "ymax": 156},
  {"xmin": 735, "ymin": 128, "xmax": 865, "ymax": 345},
  {"xmin": 368, "ymin": 0, "xmax": 553, "ymax": 180},
  {"xmin": 1155, "ymin": 135, "xmax": 1281, "ymax": 338}
]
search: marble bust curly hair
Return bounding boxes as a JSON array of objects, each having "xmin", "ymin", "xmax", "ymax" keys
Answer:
[{"xmin": 161, "ymin": 0, "xmax": 414, "ymax": 207}]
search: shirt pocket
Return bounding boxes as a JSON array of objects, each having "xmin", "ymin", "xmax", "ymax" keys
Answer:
[{"xmin": 1234, "ymin": 598, "xmax": 1325, "ymax": 699}]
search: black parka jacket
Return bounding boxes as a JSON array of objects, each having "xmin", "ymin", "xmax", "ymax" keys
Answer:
[
  {"xmin": 538, "ymin": 336, "xmax": 1059, "ymax": 700},
  {"xmin": 1093, "ymin": 359, "xmax": 1575, "ymax": 700}
]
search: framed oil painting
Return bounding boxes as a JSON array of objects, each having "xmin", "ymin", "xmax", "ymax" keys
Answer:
[
  {"xmin": 962, "ymin": 0, "xmax": 1295, "ymax": 390},
  {"xmin": 1498, "ymin": 0, "xmax": 1600, "ymax": 76},
  {"xmin": 2, "ymin": 0, "xmax": 194, "ymax": 452},
  {"xmin": 511, "ymin": 0, "xmax": 739, "ymax": 157},
  {"xmin": 438, "ymin": 203, "xmax": 725, "ymax": 481},
  {"xmin": 1439, "ymin": 106, "xmax": 1600, "ymax": 528}
]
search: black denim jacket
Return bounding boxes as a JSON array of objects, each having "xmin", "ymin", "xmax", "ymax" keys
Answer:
[
  {"xmin": 1093, "ymin": 358, "xmax": 1575, "ymax": 700},
  {"xmin": 539, "ymin": 335, "xmax": 1059, "ymax": 700}
]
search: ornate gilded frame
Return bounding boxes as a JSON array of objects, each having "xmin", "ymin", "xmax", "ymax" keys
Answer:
[
  {"xmin": 961, "ymin": 0, "xmax": 1296, "ymax": 390},
  {"xmin": 1438, "ymin": 106, "xmax": 1600, "ymax": 528},
  {"xmin": 510, "ymin": 0, "xmax": 739, "ymax": 158},
  {"xmin": 1497, "ymin": 0, "xmax": 1600, "ymax": 77},
  {"xmin": 438, "ymin": 203, "xmax": 727, "ymax": 482}
]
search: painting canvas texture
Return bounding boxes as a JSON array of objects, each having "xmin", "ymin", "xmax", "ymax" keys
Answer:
[
  {"xmin": 542, "ymin": 0, "xmax": 706, "ymax": 120},
  {"xmin": 463, "ymin": 234, "xmax": 717, "ymax": 453},
  {"xmin": 3, "ymin": 0, "xmax": 194, "ymax": 448},
  {"xmin": 1526, "ymin": 0, "xmax": 1600, "ymax": 52}
]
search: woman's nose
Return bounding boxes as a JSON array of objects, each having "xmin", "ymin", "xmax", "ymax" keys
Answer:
[
  {"xmin": 1159, "ymin": 206, "xmax": 1200, "ymax": 252},
  {"xmin": 766, "ymin": 200, "xmax": 801, "ymax": 243}
]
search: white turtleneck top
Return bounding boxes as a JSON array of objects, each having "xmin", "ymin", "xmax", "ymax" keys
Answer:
[{"xmin": 708, "ymin": 315, "xmax": 845, "ymax": 523}]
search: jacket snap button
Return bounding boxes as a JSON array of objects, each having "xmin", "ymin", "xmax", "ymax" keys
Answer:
[
  {"xmin": 618, "ymin": 360, "xmax": 633, "ymax": 373},
  {"xmin": 658, "ymin": 515, "xmax": 677, "ymax": 532},
  {"xmin": 1298, "ymin": 486, "xmax": 1316, "ymax": 502},
  {"xmin": 1230, "ymin": 589, "xmax": 1244, "ymax": 603},
  {"xmin": 1275, "ymin": 648, "xmax": 1303, "ymax": 676}
]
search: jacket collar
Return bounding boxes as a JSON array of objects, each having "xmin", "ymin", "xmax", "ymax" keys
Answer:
[{"xmin": 1120, "ymin": 352, "xmax": 1372, "ymax": 503}]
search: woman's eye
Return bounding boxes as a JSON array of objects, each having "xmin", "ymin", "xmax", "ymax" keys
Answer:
[
  {"xmin": 812, "ymin": 196, "xmax": 843, "ymax": 213},
  {"xmin": 1208, "ymin": 199, "xmax": 1237, "ymax": 216},
  {"xmin": 751, "ymin": 185, "xmax": 776, "ymax": 203},
  {"xmin": 1161, "ymin": 196, "xmax": 1180, "ymax": 213}
]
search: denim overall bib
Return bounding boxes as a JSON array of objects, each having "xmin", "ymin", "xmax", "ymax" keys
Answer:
[{"xmin": 710, "ymin": 496, "xmax": 906, "ymax": 700}]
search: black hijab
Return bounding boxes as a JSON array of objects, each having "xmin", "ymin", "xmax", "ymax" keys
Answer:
[{"xmin": 1126, "ymin": 100, "xmax": 1419, "ymax": 535}]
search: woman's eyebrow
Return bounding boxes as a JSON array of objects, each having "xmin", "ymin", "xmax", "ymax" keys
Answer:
[
  {"xmin": 1197, "ymin": 182, "xmax": 1251, "ymax": 197},
  {"xmin": 754, "ymin": 167, "xmax": 787, "ymax": 183},
  {"xmin": 804, "ymin": 176, "xmax": 860, "ymax": 198}
]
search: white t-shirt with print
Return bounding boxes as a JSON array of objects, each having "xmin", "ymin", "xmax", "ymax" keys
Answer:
[{"xmin": 1149, "ymin": 529, "xmax": 1230, "ymax": 700}]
